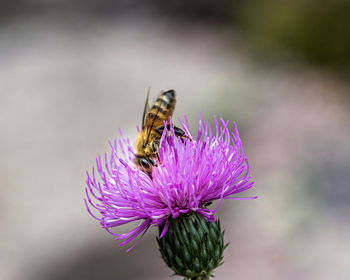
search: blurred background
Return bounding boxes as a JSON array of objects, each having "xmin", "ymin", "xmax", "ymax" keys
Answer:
[{"xmin": 1, "ymin": 1, "xmax": 349, "ymax": 280}]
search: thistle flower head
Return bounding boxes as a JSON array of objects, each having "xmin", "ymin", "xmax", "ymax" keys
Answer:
[{"xmin": 85, "ymin": 114, "xmax": 255, "ymax": 251}]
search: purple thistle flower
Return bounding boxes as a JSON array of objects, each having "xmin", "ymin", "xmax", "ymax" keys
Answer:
[{"xmin": 85, "ymin": 114, "xmax": 255, "ymax": 251}]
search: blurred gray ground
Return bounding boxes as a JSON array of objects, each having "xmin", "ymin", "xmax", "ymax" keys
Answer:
[{"xmin": 1, "ymin": 11, "xmax": 350, "ymax": 280}]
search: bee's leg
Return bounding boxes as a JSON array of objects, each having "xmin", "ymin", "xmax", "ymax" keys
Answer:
[
  {"xmin": 173, "ymin": 126, "xmax": 185, "ymax": 137},
  {"xmin": 155, "ymin": 125, "xmax": 191, "ymax": 141},
  {"xmin": 147, "ymin": 155, "xmax": 157, "ymax": 166},
  {"xmin": 155, "ymin": 124, "xmax": 186, "ymax": 136},
  {"xmin": 152, "ymin": 141, "xmax": 158, "ymax": 153},
  {"xmin": 173, "ymin": 126, "xmax": 192, "ymax": 142},
  {"xmin": 155, "ymin": 124, "xmax": 171, "ymax": 136},
  {"xmin": 156, "ymin": 153, "xmax": 161, "ymax": 163},
  {"xmin": 152, "ymin": 142, "xmax": 161, "ymax": 163}
]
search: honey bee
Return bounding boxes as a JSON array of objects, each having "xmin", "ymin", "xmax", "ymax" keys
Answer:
[{"xmin": 134, "ymin": 89, "xmax": 189, "ymax": 177}]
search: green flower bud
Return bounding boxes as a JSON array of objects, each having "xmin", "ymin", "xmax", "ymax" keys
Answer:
[{"xmin": 157, "ymin": 213, "xmax": 228, "ymax": 280}]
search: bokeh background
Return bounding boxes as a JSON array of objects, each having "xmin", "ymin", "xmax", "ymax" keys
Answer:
[{"xmin": 1, "ymin": 1, "xmax": 350, "ymax": 280}]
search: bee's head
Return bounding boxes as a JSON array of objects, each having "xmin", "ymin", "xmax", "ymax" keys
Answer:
[{"xmin": 133, "ymin": 156, "xmax": 155, "ymax": 178}]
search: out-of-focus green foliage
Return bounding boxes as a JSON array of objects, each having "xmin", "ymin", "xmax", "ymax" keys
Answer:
[{"xmin": 237, "ymin": 0, "xmax": 350, "ymax": 67}]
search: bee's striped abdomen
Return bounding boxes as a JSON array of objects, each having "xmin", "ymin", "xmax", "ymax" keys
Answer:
[{"xmin": 147, "ymin": 90, "xmax": 176, "ymax": 128}]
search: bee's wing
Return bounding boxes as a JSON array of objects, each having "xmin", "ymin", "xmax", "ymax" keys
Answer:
[{"xmin": 141, "ymin": 88, "xmax": 151, "ymax": 129}]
